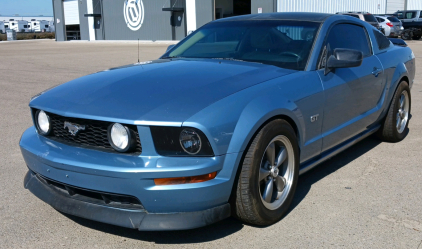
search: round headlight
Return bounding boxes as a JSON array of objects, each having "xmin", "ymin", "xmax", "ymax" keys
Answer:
[
  {"xmin": 36, "ymin": 110, "xmax": 51, "ymax": 135},
  {"xmin": 179, "ymin": 128, "xmax": 202, "ymax": 155},
  {"xmin": 108, "ymin": 123, "xmax": 131, "ymax": 152}
]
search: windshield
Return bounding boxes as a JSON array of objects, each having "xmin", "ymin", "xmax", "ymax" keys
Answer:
[
  {"xmin": 163, "ymin": 20, "xmax": 321, "ymax": 70},
  {"xmin": 364, "ymin": 14, "xmax": 378, "ymax": 22}
]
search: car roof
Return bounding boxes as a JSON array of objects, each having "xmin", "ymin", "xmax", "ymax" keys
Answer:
[
  {"xmin": 214, "ymin": 12, "xmax": 333, "ymax": 23},
  {"xmin": 337, "ymin": 11, "xmax": 372, "ymax": 15}
]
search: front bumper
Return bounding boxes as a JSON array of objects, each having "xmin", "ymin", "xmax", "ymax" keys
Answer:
[
  {"xmin": 24, "ymin": 171, "xmax": 230, "ymax": 230},
  {"xmin": 20, "ymin": 126, "xmax": 240, "ymax": 230}
]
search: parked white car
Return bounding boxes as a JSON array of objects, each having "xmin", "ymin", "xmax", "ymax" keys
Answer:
[{"xmin": 375, "ymin": 16, "xmax": 399, "ymax": 37}]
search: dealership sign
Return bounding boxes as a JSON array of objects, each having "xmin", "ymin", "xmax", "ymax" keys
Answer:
[{"xmin": 124, "ymin": 0, "xmax": 144, "ymax": 31}]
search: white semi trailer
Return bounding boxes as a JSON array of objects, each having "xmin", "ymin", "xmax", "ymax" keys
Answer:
[{"xmin": 9, "ymin": 20, "xmax": 30, "ymax": 32}]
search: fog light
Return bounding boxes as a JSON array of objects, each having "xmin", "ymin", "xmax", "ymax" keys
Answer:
[
  {"xmin": 36, "ymin": 110, "xmax": 51, "ymax": 135},
  {"xmin": 108, "ymin": 123, "xmax": 134, "ymax": 152},
  {"xmin": 154, "ymin": 172, "xmax": 217, "ymax": 185}
]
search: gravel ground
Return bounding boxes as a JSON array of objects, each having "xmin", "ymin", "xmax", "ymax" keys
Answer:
[{"xmin": 0, "ymin": 39, "xmax": 421, "ymax": 249}]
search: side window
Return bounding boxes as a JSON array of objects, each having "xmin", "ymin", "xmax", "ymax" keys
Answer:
[
  {"xmin": 396, "ymin": 12, "xmax": 404, "ymax": 19},
  {"xmin": 373, "ymin": 30, "xmax": 391, "ymax": 50},
  {"xmin": 405, "ymin": 12, "xmax": 416, "ymax": 19},
  {"xmin": 420, "ymin": 11, "xmax": 422, "ymax": 18},
  {"xmin": 325, "ymin": 23, "xmax": 371, "ymax": 56},
  {"xmin": 346, "ymin": 14, "xmax": 360, "ymax": 19}
]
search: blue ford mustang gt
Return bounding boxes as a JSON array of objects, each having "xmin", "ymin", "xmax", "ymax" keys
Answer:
[{"xmin": 20, "ymin": 12, "xmax": 415, "ymax": 231}]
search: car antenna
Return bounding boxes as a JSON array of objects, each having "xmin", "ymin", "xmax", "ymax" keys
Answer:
[{"xmin": 137, "ymin": 38, "xmax": 140, "ymax": 63}]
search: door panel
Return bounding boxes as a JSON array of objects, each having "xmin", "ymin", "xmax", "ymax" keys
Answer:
[
  {"xmin": 317, "ymin": 23, "xmax": 385, "ymax": 151},
  {"xmin": 318, "ymin": 56, "xmax": 384, "ymax": 151}
]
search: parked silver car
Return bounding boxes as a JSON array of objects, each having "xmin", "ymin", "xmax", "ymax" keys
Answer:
[
  {"xmin": 375, "ymin": 15, "xmax": 403, "ymax": 37},
  {"xmin": 337, "ymin": 12, "xmax": 381, "ymax": 30}
]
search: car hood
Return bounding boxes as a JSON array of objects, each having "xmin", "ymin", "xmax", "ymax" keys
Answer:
[{"xmin": 30, "ymin": 58, "xmax": 296, "ymax": 124}]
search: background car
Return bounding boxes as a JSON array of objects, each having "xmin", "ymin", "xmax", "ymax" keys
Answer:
[
  {"xmin": 394, "ymin": 10, "xmax": 422, "ymax": 40},
  {"xmin": 337, "ymin": 11, "xmax": 381, "ymax": 30},
  {"xmin": 375, "ymin": 15, "xmax": 403, "ymax": 37}
]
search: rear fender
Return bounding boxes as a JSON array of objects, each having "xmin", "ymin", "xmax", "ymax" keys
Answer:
[{"xmin": 380, "ymin": 62, "xmax": 409, "ymax": 120}]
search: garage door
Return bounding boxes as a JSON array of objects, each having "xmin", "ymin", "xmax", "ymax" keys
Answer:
[
  {"xmin": 64, "ymin": 0, "xmax": 80, "ymax": 25},
  {"xmin": 386, "ymin": 0, "xmax": 405, "ymax": 14}
]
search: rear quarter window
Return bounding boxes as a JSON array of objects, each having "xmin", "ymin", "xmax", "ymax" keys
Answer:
[
  {"xmin": 373, "ymin": 30, "xmax": 391, "ymax": 50},
  {"xmin": 376, "ymin": 17, "xmax": 385, "ymax": 22},
  {"xmin": 387, "ymin": 16, "xmax": 400, "ymax": 22},
  {"xmin": 347, "ymin": 14, "xmax": 360, "ymax": 19},
  {"xmin": 364, "ymin": 14, "xmax": 377, "ymax": 22}
]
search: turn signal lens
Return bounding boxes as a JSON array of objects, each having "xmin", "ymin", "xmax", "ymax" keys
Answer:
[{"xmin": 154, "ymin": 172, "xmax": 217, "ymax": 185}]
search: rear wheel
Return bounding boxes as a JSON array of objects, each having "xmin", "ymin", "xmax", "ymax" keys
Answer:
[
  {"xmin": 402, "ymin": 31, "xmax": 411, "ymax": 40},
  {"xmin": 232, "ymin": 119, "xmax": 299, "ymax": 226},
  {"xmin": 378, "ymin": 81, "xmax": 411, "ymax": 142}
]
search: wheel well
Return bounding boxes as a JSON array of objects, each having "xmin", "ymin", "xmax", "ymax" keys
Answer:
[
  {"xmin": 228, "ymin": 115, "xmax": 300, "ymax": 209},
  {"xmin": 401, "ymin": 76, "xmax": 409, "ymax": 85}
]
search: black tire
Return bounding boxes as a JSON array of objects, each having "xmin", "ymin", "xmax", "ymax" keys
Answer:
[
  {"xmin": 232, "ymin": 119, "xmax": 299, "ymax": 226},
  {"xmin": 412, "ymin": 35, "xmax": 421, "ymax": 40},
  {"xmin": 402, "ymin": 31, "xmax": 411, "ymax": 40},
  {"xmin": 378, "ymin": 81, "xmax": 411, "ymax": 142}
]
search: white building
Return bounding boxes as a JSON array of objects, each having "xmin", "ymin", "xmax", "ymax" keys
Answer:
[
  {"xmin": 276, "ymin": 0, "xmax": 421, "ymax": 14},
  {"xmin": 51, "ymin": 0, "xmax": 422, "ymax": 41}
]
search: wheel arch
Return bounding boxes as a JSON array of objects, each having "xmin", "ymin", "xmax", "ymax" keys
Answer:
[{"xmin": 228, "ymin": 113, "xmax": 302, "ymax": 207}]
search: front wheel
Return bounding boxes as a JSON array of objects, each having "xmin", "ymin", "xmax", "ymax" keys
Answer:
[{"xmin": 232, "ymin": 119, "xmax": 299, "ymax": 226}]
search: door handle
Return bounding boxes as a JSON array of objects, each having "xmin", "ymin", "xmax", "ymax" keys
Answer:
[{"xmin": 372, "ymin": 68, "xmax": 382, "ymax": 77}]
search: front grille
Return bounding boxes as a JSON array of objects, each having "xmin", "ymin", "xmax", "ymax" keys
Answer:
[
  {"xmin": 37, "ymin": 173, "xmax": 144, "ymax": 210},
  {"xmin": 39, "ymin": 110, "xmax": 142, "ymax": 154}
]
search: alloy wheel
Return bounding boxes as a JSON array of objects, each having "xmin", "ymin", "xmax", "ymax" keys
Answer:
[
  {"xmin": 259, "ymin": 135, "xmax": 295, "ymax": 210},
  {"xmin": 396, "ymin": 90, "xmax": 410, "ymax": 134}
]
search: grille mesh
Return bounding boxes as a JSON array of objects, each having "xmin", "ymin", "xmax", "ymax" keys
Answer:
[{"xmin": 45, "ymin": 112, "xmax": 142, "ymax": 154}]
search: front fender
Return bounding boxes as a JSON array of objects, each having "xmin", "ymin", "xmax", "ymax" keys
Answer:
[
  {"xmin": 183, "ymin": 71, "xmax": 324, "ymax": 165},
  {"xmin": 226, "ymin": 95, "xmax": 304, "ymax": 154}
]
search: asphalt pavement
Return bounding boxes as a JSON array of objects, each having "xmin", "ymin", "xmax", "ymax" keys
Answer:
[{"xmin": 0, "ymin": 39, "xmax": 421, "ymax": 248}]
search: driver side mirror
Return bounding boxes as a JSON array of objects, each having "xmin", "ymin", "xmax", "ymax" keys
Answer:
[{"xmin": 324, "ymin": 48, "xmax": 363, "ymax": 75}]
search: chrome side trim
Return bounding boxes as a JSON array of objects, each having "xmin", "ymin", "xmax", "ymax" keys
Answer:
[{"xmin": 299, "ymin": 125, "xmax": 380, "ymax": 175}]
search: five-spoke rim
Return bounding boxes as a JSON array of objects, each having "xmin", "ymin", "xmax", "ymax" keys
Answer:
[
  {"xmin": 396, "ymin": 91, "xmax": 410, "ymax": 134},
  {"xmin": 259, "ymin": 135, "xmax": 294, "ymax": 210}
]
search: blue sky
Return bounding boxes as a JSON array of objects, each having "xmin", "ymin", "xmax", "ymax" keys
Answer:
[{"xmin": 0, "ymin": 0, "xmax": 53, "ymax": 16}]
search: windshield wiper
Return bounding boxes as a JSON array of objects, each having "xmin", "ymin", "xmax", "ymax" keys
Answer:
[
  {"xmin": 161, "ymin": 56, "xmax": 185, "ymax": 59},
  {"xmin": 212, "ymin": 57, "xmax": 262, "ymax": 64}
]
